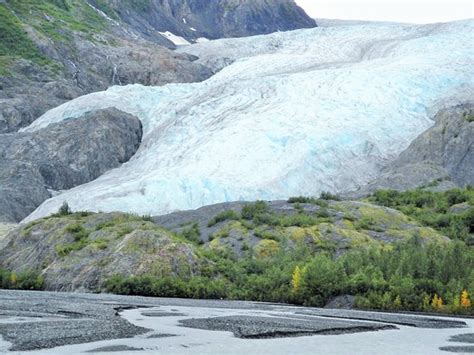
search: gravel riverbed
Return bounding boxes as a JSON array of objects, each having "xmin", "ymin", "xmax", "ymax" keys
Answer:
[{"xmin": 0, "ymin": 290, "xmax": 472, "ymax": 354}]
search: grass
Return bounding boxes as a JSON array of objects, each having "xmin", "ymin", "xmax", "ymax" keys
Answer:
[
  {"xmin": 208, "ymin": 210, "xmax": 240, "ymax": 227},
  {"xmin": 55, "ymin": 223, "xmax": 91, "ymax": 256},
  {"xmin": 0, "ymin": 0, "xmax": 111, "ymax": 75},
  {"xmin": 0, "ymin": 5, "xmax": 52, "ymax": 69}
]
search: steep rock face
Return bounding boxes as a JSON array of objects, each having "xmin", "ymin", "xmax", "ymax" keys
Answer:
[
  {"xmin": 0, "ymin": 108, "xmax": 142, "ymax": 222},
  {"xmin": 0, "ymin": 161, "xmax": 51, "ymax": 223},
  {"xmin": 100, "ymin": 0, "xmax": 316, "ymax": 44},
  {"xmin": 359, "ymin": 103, "xmax": 474, "ymax": 193}
]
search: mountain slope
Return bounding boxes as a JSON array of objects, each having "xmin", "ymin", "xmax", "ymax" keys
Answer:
[
  {"xmin": 94, "ymin": 0, "xmax": 316, "ymax": 46},
  {"xmin": 357, "ymin": 103, "xmax": 474, "ymax": 193},
  {"xmin": 0, "ymin": 0, "xmax": 211, "ymax": 133},
  {"xmin": 0, "ymin": 108, "xmax": 143, "ymax": 223},
  {"xmin": 0, "ymin": 0, "xmax": 315, "ymax": 133},
  {"xmin": 21, "ymin": 20, "xmax": 474, "ymax": 221}
]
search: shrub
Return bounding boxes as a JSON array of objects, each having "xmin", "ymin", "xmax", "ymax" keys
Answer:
[
  {"xmin": 0, "ymin": 269, "xmax": 44, "ymax": 290},
  {"xmin": 369, "ymin": 188, "xmax": 474, "ymax": 240},
  {"xmin": 141, "ymin": 214, "xmax": 153, "ymax": 222},
  {"xmin": 288, "ymin": 196, "xmax": 317, "ymax": 204},
  {"xmin": 58, "ymin": 201, "xmax": 72, "ymax": 216},
  {"xmin": 207, "ymin": 210, "xmax": 240, "ymax": 227},
  {"xmin": 320, "ymin": 191, "xmax": 341, "ymax": 201},
  {"xmin": 178, "ymin": 223, "xmax": 202, "ymax": 244},
  {"xmin": 241, "ymin": 201, "xmax": 269, "ymax": 220}
]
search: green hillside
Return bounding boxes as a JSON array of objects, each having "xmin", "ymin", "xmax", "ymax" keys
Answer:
[
  {"xmin": 0, "ymin": 0, "xmax": 111, "ymax": 75},
  {"xmin": 1, "ymin": 188, "xmax": 472, "ymax": 315}
]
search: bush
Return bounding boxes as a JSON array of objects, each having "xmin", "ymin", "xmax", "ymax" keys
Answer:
[
  {"xmin": 208, "ymin": 210, "xmax": 240, "ymax": 227},
  {"xmin": 369, "ymin": 188, "xmax": 474, "ymax": 240},
  {"xmin": 241, "ymin": 201, "xmax": 269, "ymax": 220},
  {"xmin": 58, "ymin": 201, "xmax": 72, "ymax": 216},
  {"xmin": 320, "ymin": 191, "xmax": 341, "ymax": 201},
  {"xmin": 288, "ymin": 196, "xmax": 317, "ymax": 204},
  {"xmin": 178, "ymin": 223, "xmax": 202, "ymax": 244},
  {"xmin": 0, "ymin": 269, "xmax": 44, "ymax": 290}
]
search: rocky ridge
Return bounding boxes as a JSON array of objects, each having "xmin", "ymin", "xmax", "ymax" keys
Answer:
[
  {"xmin": 357, "ymin": 103, "xmax": 474, "ymax": 194},
  {"xmin": 0, "ymin": 108, "xmax": 142, "ymax": 222},
  {"xmin": 97, "ymin": 0, "xmax": 316, "ymax": 45}
]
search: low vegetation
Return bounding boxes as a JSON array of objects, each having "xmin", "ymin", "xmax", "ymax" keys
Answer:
[
  {"xmin": 105, "ymin": 237, "xmax": 473, "ymax": 314},
  {"xmin": 0, "ymin": 269, "xmax": 44, "ymax": 290},
  {"xmin": 1, "ymin": 188, "xmax": 472, "ymax": 315},
  {"xmin": 0, "ymin": 0, "xmax": 111, "ymax": 75},
  {"xmin": 369, "ymin": 188, "xmax": 474, "ymax": 243}
]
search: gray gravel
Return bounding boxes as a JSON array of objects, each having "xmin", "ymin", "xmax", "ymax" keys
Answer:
[
  {"xmin": 179, "ymin": 315, "xmax": 396, "ymax": 338},
  {"xmin": 440, "ymin": 345, "xmax": 474, "ymax": 353},
  {"xmin": 296, "ymin": 308, "xmax": 469, "ymax": 329},
  {"xmin": 449, "ymin": 333, "xmax": 474, "ymax": 343},
  {"xmin": 0, "ymin": 290, "xmax": 470, "ymax": 352},
  {"xmin": 85, "ymin": 345, "xmax": 144, "ymax": 352}
]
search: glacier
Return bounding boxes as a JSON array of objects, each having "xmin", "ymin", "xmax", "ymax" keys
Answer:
[{"xmin": 23, "ymin": 20, "xmax": 474, "ymax": 221}]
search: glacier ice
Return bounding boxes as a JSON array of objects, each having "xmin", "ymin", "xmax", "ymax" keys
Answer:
[{"xmin": 23, "ymin": 20, "xmax": 474, "ymax": 221}]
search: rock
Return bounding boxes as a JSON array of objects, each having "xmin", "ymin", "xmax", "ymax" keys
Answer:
[
  {"xmin": 0, "ymin": 161, "xmax": 51, "ymax": 223},
  {"xmin": 104, "ymin": 0, "xmax": 316, "ymax": 45},
  {"xmin": 0, "ymin": 38, "xmax": 212, "ymax": 133},
  {"xmin": 450, "ymin": 203, "xmax": 472, "ymax": 214},
  {"xmin": 0, "ymin": 108, "xmax": 142, "ymax": 222},
  {"xmin": 325, "ymin": 295, "xmax": 356, "ymax": 309},
  {"xmin": 359, "ymin": 103, "xmax": 474, "ymax": 194}
]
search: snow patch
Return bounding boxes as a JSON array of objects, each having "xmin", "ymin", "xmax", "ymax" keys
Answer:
[
  {"xmin": 195, "ymin": 37, "xmax": 209, "ymax": 43},
  {"xmin": 158, "ymin": 31, "xmax": 191, "ymax": 46}
]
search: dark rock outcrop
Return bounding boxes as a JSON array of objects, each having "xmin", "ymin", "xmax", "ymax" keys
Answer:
[
  {"xmin": 356, "ymin": 103, "xmax": 474, "ymax": 194},
  {"xmin": 0, "ymin": 161, "xmax": 51, "ymax": 223},
  {"xmin": 102, "ymin": 0, "xmax": 317, "ymax": 46},
  {"xmin": 0, "ymin": 35, "xmax": 212, "ymax": 133},
  {"xmin": 0, "ymin": 108, "xmax": 142, "ymax": 222}
]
